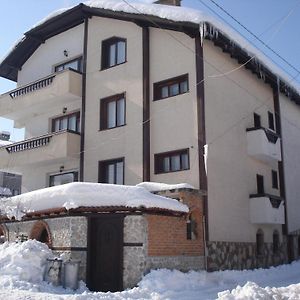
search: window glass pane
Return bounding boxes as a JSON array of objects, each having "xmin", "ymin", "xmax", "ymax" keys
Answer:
[
  {"xmin": 54, "ymin": 119, "xmax": 60, "ymax": 132},
  {"xmin": 65, "ymin": 60, "xmax": 78, "ymax": 70},
  {"xmin": 50, "ymin": 172, "xmax": 76, "ymax": 186},
  {"xmin": 181, "ymin": 153, "xmax": 189, "ymax": 169},
  {"xmin": 61, "ymin": 117, "xmax": 68, "ymax": 130},
  {"xmin": 68, "ymin": 115, "xmax": 77, "ymax": 131},
  {"xmin": 171, "ymin": 155, "xmax": 180, "ymax": 171},
  {"xmin": 117, "ymin": 98, "xmax": 125, "ymax": 126},
  {"xmin": 161, "ymin": 86, "xmax": 169, "ymax": 98},
  {"xmin": 55, "ymin": 65, "xmax": 64, "ymax": 72},
  {"xmin": 170, "ymin": 83, "xmax": 179, "ymax": 96},
  {"xmin": 117, "ymin": 41, "xmax": 126, "ymax": 64},
  {"xmin": 109, "ymin": 43, "xmax": 116, "ymax": 67},
  {"xmin": 116, "ymin": 161, "xmax": 124, "ymax": 184},
  {"xmin": 163, "ymin": 157, "xmax": 170, "ymax": 172},
  {"xmin": 180, "ymin": 80, "xmax": 188, "ymax": 93},
  {"xmin": 107, "ymin": 164, "xmax": 115, "ymax": 184},
  {"xmin": 60, "ymin": 173, "xmax": 74, "ymax": 184},
  {"xmin": 107, "ymin": 101, "xmax": 116, "ymax": 128}
]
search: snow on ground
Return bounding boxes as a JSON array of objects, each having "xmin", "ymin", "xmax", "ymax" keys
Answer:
[
  {"xmin": 0, "ymin": 182, "xmax": 188, "ymax": 220},
  {"xmin": 0, "ymin": 240, "xmax": 300, "ymax": 299}
]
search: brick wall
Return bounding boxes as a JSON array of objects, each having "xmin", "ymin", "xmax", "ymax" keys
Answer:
[{"xmin": 147, "ymin": 190, "xmax": 204, "ymax": 256}]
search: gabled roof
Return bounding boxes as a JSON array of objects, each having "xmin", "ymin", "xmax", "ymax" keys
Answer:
[{"xmin": 0, "ymin": 1, "xmax": 299, "ymax": 103}]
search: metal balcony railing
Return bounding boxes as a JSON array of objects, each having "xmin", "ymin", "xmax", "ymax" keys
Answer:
[{"xmin": 9, "ymin": 75, "xmax": 56, "ymax": 99}]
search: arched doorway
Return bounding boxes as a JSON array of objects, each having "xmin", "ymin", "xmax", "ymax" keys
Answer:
[{"xmin": 30, "ymin": 220, "xmax": 52, "ymax": 248}]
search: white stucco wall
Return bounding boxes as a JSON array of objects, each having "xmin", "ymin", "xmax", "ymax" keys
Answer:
[
  {"xmin": 18, "ymin": 25, "xmax": 84, "ymax": 86},
  {"xmin": 280, "ymin": 93, "xmax": 300, "ymax": 233},
  {"xmin": 149, "ymin": 28, "xmax": 199, "ymax": 188},
  {"xmin": 204, "ymin": 40, "xmax": 282, "ymax": 243},
  {"xmin": 83, "ymin": 17, "xmax": 143, "ymax": 185}
]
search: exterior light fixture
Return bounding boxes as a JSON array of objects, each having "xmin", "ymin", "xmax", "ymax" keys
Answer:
[{"xmin": 63, "ymin": 50, "xmax": 68, "ymax": 57}]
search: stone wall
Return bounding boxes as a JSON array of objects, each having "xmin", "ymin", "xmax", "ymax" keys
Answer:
[
  {"xmin": 207, "ymin": 240, "xmax": 288, "ymax": 271},
  {"xmin": 123, "ymin": 215, "xmax": 147, "ymax": 289}
]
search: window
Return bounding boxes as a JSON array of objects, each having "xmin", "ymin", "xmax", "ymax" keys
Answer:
[
  {"xmin": 256, "ymin": 229, "xmax": 264, "ymax": 256},
  {"xmin": 273, "ymin": 230, "xmax": 280, "ymax": 254},
  {"xmin": 256, "ymin": 174, "xmax": 264, "ymax": 194},
  {"xmin": 99, "ymin": 158, "xmax": 124, "ymax": 185},
  {"xmin": 253, "ymin": 113, "xmax": 261, "ymax": 128},
  {"xmin": 155, "ymin": 149, "xmax": 189, "ymax": 174},
  {"xmin": 272, "ymin": 170, "xmax": 279, "ymax": 189},
  {"xmin": 187, "ymin": 214, "xmax": 197, "ymax": 240},
  {"xmin": 52, "ymin": 112, "xmax": 80, "ymax": 133},
  {"xmin": 101, "ymin": 37, "xmax": 126, "ymax": 69},
  {"xmin": 54, "ymin": 57, "xmax": 82, "ymax": 73},
  {"xmin": 49, "ymin": 171, "xmax": 78, "ymax": 187},
  {"xmin": 298, "ymin": 236, "xmax": 300, "ymax": 256},
  {"xmin": 153, "ymin": 74, "xmax": 189, "ymax": 101},
  {"xmin": 100, "ymin": 94, "xmax": 125, "ymax": 130},
  {"xmin": 268, "ymin": 111, "xmax": 275, "ymax": 131}
]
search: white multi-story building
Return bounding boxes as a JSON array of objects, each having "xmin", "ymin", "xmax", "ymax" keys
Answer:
[{"xmin": 0, "ymin": 0, "xmax": 300, "ymax": 274}]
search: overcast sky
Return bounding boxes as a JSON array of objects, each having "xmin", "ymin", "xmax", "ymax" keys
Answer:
[{"xmin": 0, "ymin": 0, "xmax": 299, "ymax": 141}]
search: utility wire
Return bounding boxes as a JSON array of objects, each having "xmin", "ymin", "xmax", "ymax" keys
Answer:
[{"xmin": 205, "ymin": 0, "xmax": 300, "ymax": 75}]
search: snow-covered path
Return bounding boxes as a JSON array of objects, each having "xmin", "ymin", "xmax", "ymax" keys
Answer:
[{"xmin": 0, "ymin": 240, "xmax": 300, "ymax": 299}]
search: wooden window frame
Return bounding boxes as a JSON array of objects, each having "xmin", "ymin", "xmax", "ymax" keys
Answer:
[
  {"xmin": 51, "ymin": 111, "xmax": 80, "ymax": 133},
  {"xmin": 100, "ymin": 93, "xmax": 126, "ymax": 131},
  {"xmin": 256, "ymin": 174, "xmax": 264, "ymax": 194},
  {"xmin": 49, "ymin": 171, "xmax": 79, "ymax": 187},
  {"xmin": 256, "ymin": 229, "xmax": 264, "ymax": 256},
  {"xmin": 54, "ymin": 56, "xmax": 83, "ymax": 73},
  {"xmin": 154, "ymin": 148, "xmax": 190, "ymax": 174},
  {"xmin": 98, "ymin": 157, "xmax": 125, "ymax": 185},
  {"xmin": 272, "ymin": 170, "xmax": 279, "ymax": 189},
  {"xmin": 268, "ymin": 111, "xmax": 275, "ymax": 131},
  {"xmin": 153, "ymin": 74, "xmax": 189, "ymax": 101},
  {"xmin": 101, "ymin": 37, "xmax": 127, "ymax": 70}
]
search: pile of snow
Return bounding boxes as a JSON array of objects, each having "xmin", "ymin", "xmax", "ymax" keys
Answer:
[
  {"xmin": 0, "ymin": 240, "xmax": 53, "ymax": 284},
  {"xmin": 137, "ymin": 181, "xmax": 196, "ymax": 192},
  {"xmin": 0, "ymin": 182, "xmax": 188, "ymax": 220},
  {"xmin": 0, "ymin": 239, "xmax": 300, "ymax": 299},
  {"xmin": 0, "ymin": 140, "xmax": 12, "ymax": 147},
  {"xmin": 0, "ymin": 187, "xmax": 12, "ymax": 197}
]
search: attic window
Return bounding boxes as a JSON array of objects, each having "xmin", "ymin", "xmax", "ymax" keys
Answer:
[{"xmin": 101, "ymin": 37, "xmax": 126, "ymax": 70}]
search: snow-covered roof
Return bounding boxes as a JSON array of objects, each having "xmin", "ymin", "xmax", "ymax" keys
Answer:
[
  {"xmin": 1, "ymin": 0, "xmax": 299, "ymax": 102},
  {"xmin": 0, "ymin": 182, "xmax": 188, "ymax": 220},
  {"xmin": 137, "ymin": 182, "xmax": 196, "ymax": 192}
]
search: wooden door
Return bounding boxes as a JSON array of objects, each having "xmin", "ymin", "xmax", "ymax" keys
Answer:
[{"xmin": 87, "ymin": 215, "xmax": 124, "ymax": 292}]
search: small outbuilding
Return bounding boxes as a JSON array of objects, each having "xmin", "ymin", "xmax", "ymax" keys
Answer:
[{"xmin": 0, "ymin": 182, "xmax": 204, "ymax": 291}]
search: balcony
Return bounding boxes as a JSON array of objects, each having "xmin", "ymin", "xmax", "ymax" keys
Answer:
[
  {"xmin": 0, "ymin": 130, "xmax": 80, "ymax": 172},
  {"xmin": 249, "ymin": 193, "xmax": 285, "ymax": 225},
  {"xmin": 246, "ymin": 127, "xmax": 281, "ymax": 164},
  {"xmin": 0, "ymin": 69, "xmax": 82, "ymax": 125}
]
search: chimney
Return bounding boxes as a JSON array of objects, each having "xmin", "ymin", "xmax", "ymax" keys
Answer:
[{"xmin": 154, "ymin": 0, "xmax": 181, "ymax": 6}]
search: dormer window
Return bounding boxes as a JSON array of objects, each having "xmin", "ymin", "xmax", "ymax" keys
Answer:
[{"xmin": 101, "ymin": 37, "xmax": 126, "ymax": 69}]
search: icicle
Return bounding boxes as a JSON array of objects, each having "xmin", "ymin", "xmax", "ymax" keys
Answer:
[{"xmin": 199, "ymin": 22, "xmax": 205, "ymax": 46}]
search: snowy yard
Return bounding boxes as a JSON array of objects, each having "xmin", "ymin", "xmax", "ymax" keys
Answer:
[{"xmin": 0, "ymin": 240, "xmax": 299, "ymax": 299}]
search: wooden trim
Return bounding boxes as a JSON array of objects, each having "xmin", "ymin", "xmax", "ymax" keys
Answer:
[
  {"xmin": 123, "ymin": 242, "xmax": 143, "ymax": 247},
  {"xmin": 101, "ymin": 36, "xmax": 127, "ymax": 70},
  {"xmin": 79, "ymin": 17, "xmax": 88, "ymax": 182},
  {"xmin": 142, "ymin": 26, "xmax": 150, "ymax": 182},
  {"xmin": 98, "ymin": 157, "xmax": 125, "ymax": 184},
  {"xmin": 153, "ymin": 73, "xmax": 189, "ymax": 101},
  {"xmin": 99, "ymin": 93, "xmax": 126, "ymax": 130},
  {"xmin": 51, "ymin": 246, "xmax": 87, "ymax": 251},
  {"xmin": 195, "ymin": 33, "xmax": 208, "ymax": 241},
  {"xmin": 51, "ymin": 111, "xmax": 80, "ymax": 133},
  {"xmin": 154, "ymin": 148, "xmax": 190, "ymax": 174}
]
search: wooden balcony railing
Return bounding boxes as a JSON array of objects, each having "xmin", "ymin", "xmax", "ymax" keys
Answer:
[{"xmin": 9, "ymin": 75, "xmax": 56, "ymax": 99}]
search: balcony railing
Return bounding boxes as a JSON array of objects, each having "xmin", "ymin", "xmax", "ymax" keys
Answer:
[
  {"xmin": 9, "ymin": 75, "xmax": 56, "ymax": 99},
  {"xmin": 5, "ymin": 134, "xmax": 53, "ymax": 153},
  {"xmin": 249, "ymin": 193, "xmax": 285, "ymax": 224},
  {"xmin": 246, "ymin": 127, "xmax": 281, "ymax": 164}
]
